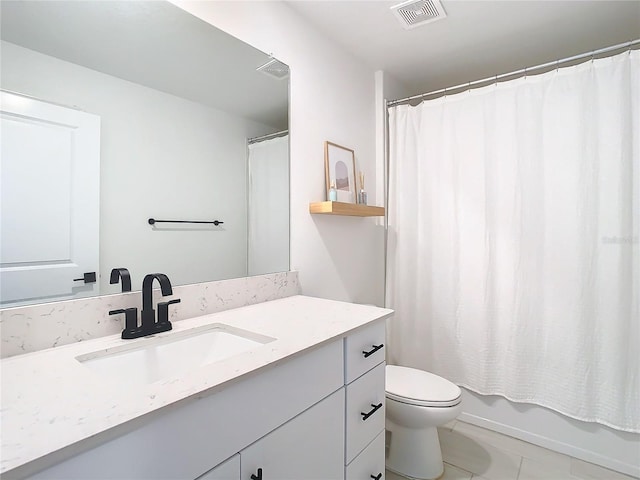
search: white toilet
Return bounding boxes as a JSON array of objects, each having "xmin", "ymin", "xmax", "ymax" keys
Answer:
[{"xmin": 385, "ymin": 365, "xmax": 462, "ymax": 480}]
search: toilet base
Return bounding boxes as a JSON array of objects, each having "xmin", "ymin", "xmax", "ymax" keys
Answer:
[{"xmin": 386, "ymin": 419, "xmax": 444, "ymax": 480}]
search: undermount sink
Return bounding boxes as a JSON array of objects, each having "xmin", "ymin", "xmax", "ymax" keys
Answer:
[{"xmin": 76, "ymin": 323, "xmax": 276, "ymax": 386}]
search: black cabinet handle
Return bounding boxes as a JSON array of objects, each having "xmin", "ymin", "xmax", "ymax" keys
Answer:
[
  {"xmin": 361, "ymin": 402, "xmax": 383, "ymax": 421},
  {"xmin": 251, "ymin": 468, "xmax": 263, "ymax": 480},
  {"xmin": 362, "ymin": 344, "xmax": 384, "ymax": 358},
  {"xmin": 371, "ymin": 474, "xmax": 383, "ymax": 480},
  {"xmin": 73, "ymin": 272, "xmax": 96, "ymax": 284}
]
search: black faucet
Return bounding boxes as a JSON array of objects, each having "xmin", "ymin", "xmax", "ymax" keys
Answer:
[
  {"xmin": 109, "ymin": 272, "xmax": 180, "ymax": 339},
  {"xmin": 109, "ymin": 268, "xmax": 132, "ymax": 292},
  {"xmin": 108, "ymin": 268, "xmax": 138, "ymax": 338},
  {"xmin": 140, "ymin": 273, "xmax": 180, "ymax": 336}
]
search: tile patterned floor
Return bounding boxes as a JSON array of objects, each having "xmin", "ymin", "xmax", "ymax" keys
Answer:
[{"xmin": 385, "ymin": 420, "xmax": 639, "ymax": 480}]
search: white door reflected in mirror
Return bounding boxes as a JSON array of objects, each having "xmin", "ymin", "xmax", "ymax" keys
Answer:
[{"xmin": 0, "ymin": 91, "xmax": 100, "ymax": 305}]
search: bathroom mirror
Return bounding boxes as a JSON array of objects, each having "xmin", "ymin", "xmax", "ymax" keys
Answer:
[{"xmin": 0, "ymin": 0, "xmax": 289, "ymax": 307}]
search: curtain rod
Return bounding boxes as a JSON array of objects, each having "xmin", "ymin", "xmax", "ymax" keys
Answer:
[
  {"xmin": 388, "ymin": 39, "xmax": 640, "ymax": 108},
  {"xmin": 248, "ymin": 129, "xmax": 288, "ymax": 144}
]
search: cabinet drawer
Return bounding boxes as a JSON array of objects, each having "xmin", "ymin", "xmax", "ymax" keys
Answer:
[
  {"xmin": 345, "ymin": 362, "xmax": 385, "ymax": 464},
  {"xmin": 345, "ymin": 430, "xmax": 385, "ymax": 480},
  {"xmin": 345, "ymin": 321, "xmax": 385, "ymax": 384}
]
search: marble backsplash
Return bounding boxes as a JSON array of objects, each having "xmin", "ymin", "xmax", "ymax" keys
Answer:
[{"xmin": 0, "ymin": 271, "xmax": 300, "ymax": 359}]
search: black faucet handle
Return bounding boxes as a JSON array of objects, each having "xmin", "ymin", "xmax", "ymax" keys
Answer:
[
  {"xmin": 109, "ymin": 307, "xmax": 139, "ymax": 339},
  {"xmin": 157, "ymin": 298, "xmax": 180, "ymax": 326},
  {"xmin": 160, "ymin": 299, "xmax": 181, "ymax": 306}
]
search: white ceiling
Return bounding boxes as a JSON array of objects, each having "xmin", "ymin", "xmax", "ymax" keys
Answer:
[
  {"xmin": 0, "ymin": 1, "xmax": 289, "ymax": 129},
  {"xmin": 286, "ymin": 0, "xmax": 640, "ymax": 98},
  {"xmin": 2, "ymin": 1, "xmax": 637, "ymax": 113}
]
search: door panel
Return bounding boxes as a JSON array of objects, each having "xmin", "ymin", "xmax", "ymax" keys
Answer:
[
  {"xmin": 0, "ymin": 91, "xmax": 100, "ymax": 304},
  {"xmin": 240, "ymin": 389, "xmax": 345, "ymax": 480}
]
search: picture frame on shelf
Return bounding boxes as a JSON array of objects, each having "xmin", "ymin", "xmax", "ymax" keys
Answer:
[{"xmin": 324, "ymin": 141, "xmax": 357, "ymax": 204}]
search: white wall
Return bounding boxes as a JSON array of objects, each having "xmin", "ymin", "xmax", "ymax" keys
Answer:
[
  {"xmin": 171, "ymin": 1, "xmax": 384, "ymax": 306},
  {"xmin": 1, "ymin": 41, "xmax": 275, "ymax": 293}
]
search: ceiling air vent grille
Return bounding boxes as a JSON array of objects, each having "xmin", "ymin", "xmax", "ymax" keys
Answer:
[
  {"xmin": 391, "ymin": 0, "xmax": 447, "ymax": 30},
  {"xmin": 256, "ymin": 58, "xmax": 289, "ymax": 80}
]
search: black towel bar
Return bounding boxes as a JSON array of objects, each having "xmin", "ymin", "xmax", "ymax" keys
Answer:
[{"xmin": 148, "ymin": 218, "xmax": 224, "ymax": 226}]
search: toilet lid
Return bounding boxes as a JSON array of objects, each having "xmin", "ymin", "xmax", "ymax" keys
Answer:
[{"xmin": 386, "ymin": 365, "xmax": 461, "ymax": 407}]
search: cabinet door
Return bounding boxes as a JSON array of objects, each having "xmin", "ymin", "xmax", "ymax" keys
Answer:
[
  {"xmin": 240, "ymin": 389, "xmax": 345, "ymax": 480},
  {"xmin": 196, "ymin": 454, "xmax": 240, "ymax": 480}
]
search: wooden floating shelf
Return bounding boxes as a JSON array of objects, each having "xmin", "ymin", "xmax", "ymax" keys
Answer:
[{"xmin": 309, "ymin": 201, "xmax": 385, "ymax": 217}]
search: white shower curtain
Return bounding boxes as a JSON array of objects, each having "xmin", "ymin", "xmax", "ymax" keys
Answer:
[
  {"xmin": 247, "ymin": 134, "xmax": 289, "ymax": 276},
  {"xmin": 387, "ymin": 51, "xmax": 639, "ymax": 432}
]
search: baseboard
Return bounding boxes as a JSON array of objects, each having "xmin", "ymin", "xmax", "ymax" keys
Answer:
[{"xmin": 457, "ymin": 413, "xmax": 640, "ymax": 478}]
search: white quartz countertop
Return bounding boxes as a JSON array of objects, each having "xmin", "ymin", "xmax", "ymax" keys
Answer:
[{"xmin": 0, "ymin": 295, "xmax": 393, "ymax": 477}]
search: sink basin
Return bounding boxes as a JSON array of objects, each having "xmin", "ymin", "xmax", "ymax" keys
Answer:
[{"xmin": 76, "ymin": 323, "xmax": 276, "ymax": 385}]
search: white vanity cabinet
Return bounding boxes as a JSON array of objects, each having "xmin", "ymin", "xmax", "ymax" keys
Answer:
[
  {"xmin": 27, "ymin": 340, "xmax": 344, "ymax": 480},
  {"xmin": 22, "ymin": 319, "xmax": 388, "ymax": 480}
]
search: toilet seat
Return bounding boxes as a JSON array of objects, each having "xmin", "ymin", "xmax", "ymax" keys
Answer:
[{"xmin": 386, "ymin": 365, "xmax": 462, "ymax": 408}]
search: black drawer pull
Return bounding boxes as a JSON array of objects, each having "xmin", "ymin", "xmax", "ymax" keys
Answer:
[
  {"xmin": 251, "ymin": 468, "xmax": 262, "ymax": 480},
  {"xmin": 361, "ymin": 402, "xmax": 383, "ymax": 421},
  {"xmin": 371, "ymin": 474, "xmax": 383, "ymax": 480},
  {"xmin": 362, "ymin": 343, "xmax": 384, "ymax": 358}
]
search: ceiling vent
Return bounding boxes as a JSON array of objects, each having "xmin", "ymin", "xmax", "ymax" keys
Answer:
[
  {"xmin": 256, "ymin": 58, "xmax": 289, "ymax": 80},
  {"xmin": 391, "ymin": 0, "xmax": 447, "ymax": 30}
]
